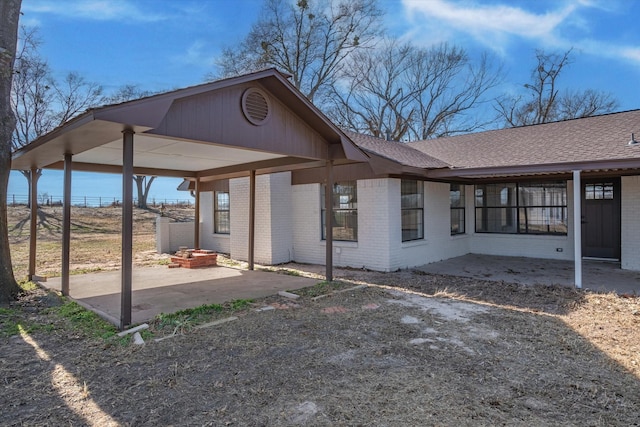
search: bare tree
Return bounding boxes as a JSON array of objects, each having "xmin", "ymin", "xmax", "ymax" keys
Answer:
[
  {"xmin": 11, "ymin": 27, "xmax": 103, "ymax": 205},
  {"xmin": 106, "ymin": 84, "xmax": 157, "ymax": 209},
  {"xmin": 495, "ymin": 49, "xmax": 618, "ymax": 127},
  {"xmin": 327, "ymin": 40, "xmax": 502, "ymax": 141},
  {"xmin": 216, "ymin": 0, "xmax": 383, "ymax": 102},
  {"xmin": 1, "ymin": 0, "xmax": 22, "ymax": 302}
]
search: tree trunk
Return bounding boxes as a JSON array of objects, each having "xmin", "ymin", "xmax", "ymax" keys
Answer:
[
  {"xmin": 0, "ymin": 0, "xmax": 23, "ymax": 303},
  {"xmin": 134, "ymin": 175, "xmax": 156, "ymax": 209},
  {"xmin": 20, "ymin": 168, "xmax": 42, "ymax": 208}
]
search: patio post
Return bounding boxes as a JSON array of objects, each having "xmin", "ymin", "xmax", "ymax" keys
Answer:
[
  {"xmin": 573, "ymin": 170, "xmax": 582, "ymax": 288},
  {"xmin": 248, "ymin": 170, "xmax": 255, "ymax": 270},
  {"xmin": 61, "ymin": 153, "xmax": 72, "ymax": 295},
  {"xmin": 325, "ymin": 161, "xmax": 333, "ymax": 282},
  {"xmin": 194, "ymin": 178, "xmax": 200, "ymax": 250},
  {"xmin": 28, "ymin": 167, "xmax": 38, "ymax": 281},
  {"xmin": 121, "ymin": 129, "xmax": 134, "ymax": 329}
]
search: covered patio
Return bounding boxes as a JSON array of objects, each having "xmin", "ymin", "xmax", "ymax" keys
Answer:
[
  {"xmin": 11, "ymin": 69, "xmax": 368, "ymax": 329},
  {"xmin": 43, "ymin": 266, "xmax": 319, "ymax": 325},
  {"xmin": 415, "ymin": 254, "xmax": 640, "ymax": 295}
]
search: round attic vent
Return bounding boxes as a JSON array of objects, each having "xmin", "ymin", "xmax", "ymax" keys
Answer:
[{"xmin": 242, "ymin": 88, "xmax": 271, "ymax": 126}]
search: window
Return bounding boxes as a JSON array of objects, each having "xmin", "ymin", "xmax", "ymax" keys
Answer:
[
  {"xmin": 214, "ymin": 191, "xmax": 230, "ymax": 234},
  {"xmin": 401, "ymin": 180, "xmax": 423, "ymax": 241},
  {"xmin": 450, "ymin": 184, "xmax": 465, "ymax": 235},
  {"xmin": 585, "ymin": 182, "xmax": 614, "ymax": 200},
  {"xmin": 475, "ymin": 181, "xmax": 567, "ymax": 235},
  {"xmin": 321, "ymin": 181, "xmax": 357, "ymax": 241}
]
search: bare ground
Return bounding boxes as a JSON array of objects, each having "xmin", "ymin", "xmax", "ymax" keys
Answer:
[{"xmin": 1, "ymin": 207, "xmax": 639, "ymax": 426}]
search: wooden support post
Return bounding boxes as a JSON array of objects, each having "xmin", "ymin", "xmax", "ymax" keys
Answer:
[
  {"xmin": 28, "ymin": 168, "xmax": 38, "ymax": 281},
  {"xmin": 325, "ymin": 161, "xmax": 333, "ymax": 282},
  {"xmin": 121, "ymin": 130, "xmax": 134, "ymax": 329},
  {"xmin": 248, "ymin": 170, "xmax": 256, "ymax": 270},
  {"xmin": 61, "ymin": 154, "xmax": 72, "ymax": 295},
  {"xmin": 194, "ymin": 178, "xmax": 200, "ymax": 250}
]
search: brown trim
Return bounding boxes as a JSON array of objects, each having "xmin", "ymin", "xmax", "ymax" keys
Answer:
[
  {"xmin": 248, "ymin": 170, "xmax": 256, "ymax": 271},
  {"xmin": 120, "ymin": 130, "xmax": 134, "ymax": 330},
  {"xmin": 194, "ymin": 178, "xmax": 201, "ymax": 250},
  {"xmin": 45, "ymin": 161, "xmax": 196, "ymax": 178},
  {"xmin": 325, "ymin": 161, "xmax": 333, "ymax": 282},
  {"xmin": 427, "ymin": 158, "xmax": 640, "ymax": 179},
  {"xmin": 61, "ymin": 155, "xmax": 72, "ymax": 295},
  {"xmin": 197, "ymin": 157, "xmax": 316, "ymax": 180},
  {"xmin": 28, "ymin": 169, "xmax": 38, "ymax": 281}
]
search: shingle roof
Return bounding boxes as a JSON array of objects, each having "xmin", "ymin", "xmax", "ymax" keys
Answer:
[
  {"xmin": 344, "ymin": 130, "xmax": 450, "ymax": 169},
  {"xmin": 406, "ymin": 110, "xmax": 640, "ymax": 169}
]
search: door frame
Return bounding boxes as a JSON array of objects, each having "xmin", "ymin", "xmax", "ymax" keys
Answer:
[{"xmin": 581, "ymin": 178, "xmax": 621, "ymax": 260}]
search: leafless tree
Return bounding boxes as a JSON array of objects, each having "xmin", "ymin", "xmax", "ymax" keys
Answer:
[
  {"xmin": 215, "ymin": 0, "xmax": 383, "ymax": 102},
  {"xmin": 495, "ymin": 49, "xmax": 618, "ymax": 127},
  {"xmin": 326, "ymin": 40, "xmax": 502, "ymax": 141},
  {"xmin": 11, "ymin": 27, "xmax": 103, "ymax": 205},
  {"xmin": 0, "ymin": 0, "xmax": 22, "ymax": 301}
]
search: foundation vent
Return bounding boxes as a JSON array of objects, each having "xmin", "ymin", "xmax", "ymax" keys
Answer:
[{"xmin": 242, "ymin": 88, "xmax": 271, "ymax": 126}]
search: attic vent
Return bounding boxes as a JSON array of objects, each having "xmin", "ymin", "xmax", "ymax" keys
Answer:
[{"xmin": 242, "ymin": 88, "xmax": 271, "ymax": 126}]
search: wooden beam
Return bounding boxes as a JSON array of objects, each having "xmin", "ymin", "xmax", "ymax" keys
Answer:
[
  {"xmin": 325, "ymin": 161, "xmax": 333, "ymax": 282},
  {"xmin": 28, "ymin": 168, "xmax": 37, "ymax": 281},
  {"xmin": 197, "ymin": 157, "xmax": 319, "ymax": 180},
  {"xmin": 248, "ymin": 170, "xmax": 256, "ymax": 270},
  {"xmin": 573, "ymin": 170, "xmax": 582, "ymax": 289},
  {"xmin": 120, "ymin": 130, "xmax": 134, "ymax": 329},
  {"xmin": 61, "ymin": 154, "xmax": 72, "ymax": 295},
  {"xmin": 44, "ymin": 161, "xmax": 196, "ymax": 178},
  {"xmin": 194, "ymin": 178, "xmax": 200, "ymax": 250}
]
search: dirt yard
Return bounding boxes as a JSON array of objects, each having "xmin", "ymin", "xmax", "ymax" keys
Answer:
[{"xmin": 1, "ymin": 207, "xmax": 639, "ymax": 425}]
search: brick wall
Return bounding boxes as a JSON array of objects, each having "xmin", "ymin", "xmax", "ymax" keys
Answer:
[
  {"xmin": 621, "ymin": 175, "xmax": 640, "ymax": 270},
  {"xmin": 199, "ymin": 191, "xmax": 231, "ymax": 254},
  {"xmin": 229, "ymin": 172, "xmax": 293, "ymax": 264}
]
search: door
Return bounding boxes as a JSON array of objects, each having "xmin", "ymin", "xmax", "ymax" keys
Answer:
[{"xmin": 581, "ymin": 179, "xmax": 621, "ymax": 259}]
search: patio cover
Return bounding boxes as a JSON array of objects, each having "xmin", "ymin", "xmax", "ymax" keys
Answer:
[{"xmin": 11, "ymin": 68, "xmax": 369, "ymax": 329}]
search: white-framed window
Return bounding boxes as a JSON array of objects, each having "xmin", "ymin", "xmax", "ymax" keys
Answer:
[
  {"xmin": 321, "ymin": 181, "xmax": 358, "ymax": 241},
  {"xmin": 401, "ymin": 180, "xmax": 424, "ymax": 241},
  {"xmin": 214, "ymin": 191, "xmax": 230, "ymax": 234},
  {"xmin": 450, "ymin": 184, "xmax": 465, "ymax": 235}
]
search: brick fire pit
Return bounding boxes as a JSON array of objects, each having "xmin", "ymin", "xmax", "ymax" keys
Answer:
[{"xmin": 170, "ymin": 249, "xmax": 218, "ymax": 269}]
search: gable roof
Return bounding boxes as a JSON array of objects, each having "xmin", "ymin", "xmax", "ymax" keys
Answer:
[
  {"xmin": 344, "ymin": 130, "xmax": 449, "ymax": 169},
  {"xmin": 11, "ymin": 68, "xmax": 368, "ymax": 176},
  {"xmin": 407, "ymin": 110, "xmax": 640, "ymax": 178}
]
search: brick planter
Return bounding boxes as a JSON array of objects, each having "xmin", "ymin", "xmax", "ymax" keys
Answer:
[{"xmin": 170, "ymin": 250, "xmax": 218, "ymax": 269}]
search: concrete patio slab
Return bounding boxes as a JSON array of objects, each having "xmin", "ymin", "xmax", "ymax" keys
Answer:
[
  {"xmin": 415, "ymin": 254, "xmax": 640, "ymax": 294},
  {"xmin": 44, "ymin": 266, "xmax": 319, "ymax": 325}
]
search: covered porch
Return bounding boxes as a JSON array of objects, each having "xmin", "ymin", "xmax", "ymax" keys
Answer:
[
  {"xmin": 11, "ymin": 69, "xmax": 368, "ymax": 329},
  {"xmin": 43, "ymin": 265, "xmax": 319, "ymax": 326}
]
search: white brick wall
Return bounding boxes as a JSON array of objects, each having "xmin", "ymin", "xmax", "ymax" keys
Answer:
[
  {"xmin": 199, "ymin": 192, "xmax": 231, "ymax": 254},
  {"xmin": 156, "ymin": 217, "xmax": 194, "ymax": 254},
  {"xmin": 228, "ymin": 172, "xmax": 293, "ymax": 264},
  {"xmin": 621, "ymin": 175, "xmax": 640, "ymax": 270}
]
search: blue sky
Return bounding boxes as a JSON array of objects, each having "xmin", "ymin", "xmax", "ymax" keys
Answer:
[{"xmin": 9, "ymin": 0, "xmax": 640, "ymax": 201}]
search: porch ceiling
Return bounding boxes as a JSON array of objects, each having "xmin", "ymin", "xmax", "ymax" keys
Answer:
[{"xmin": 71, "ymin": 134, "xmax": 286, "ymax": 172}]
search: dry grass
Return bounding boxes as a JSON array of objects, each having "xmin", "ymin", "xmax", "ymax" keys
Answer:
[
  {"xmin": 2, "ymin": 206, "xmax": 639, "ymax": 425},
  {"xmin": 7, "ymin": 205, "xmax": 192, "ymax": 279}
]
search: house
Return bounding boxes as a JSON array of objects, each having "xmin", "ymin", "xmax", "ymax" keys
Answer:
[
  {"xmin": 163, "ymin": 107, "xmax": 640, "ymax": 284},
  {"xmin": 11, "ymin": 68, "xmax": 640, "ymax": 327}
]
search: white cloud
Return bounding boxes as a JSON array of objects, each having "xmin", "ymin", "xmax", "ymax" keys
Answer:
[
  {"xmin": 401, "ymin": 0, "xmax": 580, "ymax": 49},
  {"xmin": 171, "ymin": 40, "xmax": 217, "ymax": 68},
  {"xmin": 22, "ymin": 0, "xmax": 167, "ymax": 22}
]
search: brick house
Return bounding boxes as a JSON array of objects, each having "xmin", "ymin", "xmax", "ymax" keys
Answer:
[{"xmin": 12, "ymin": 69, "xmax": 640, "ymax": 325}]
